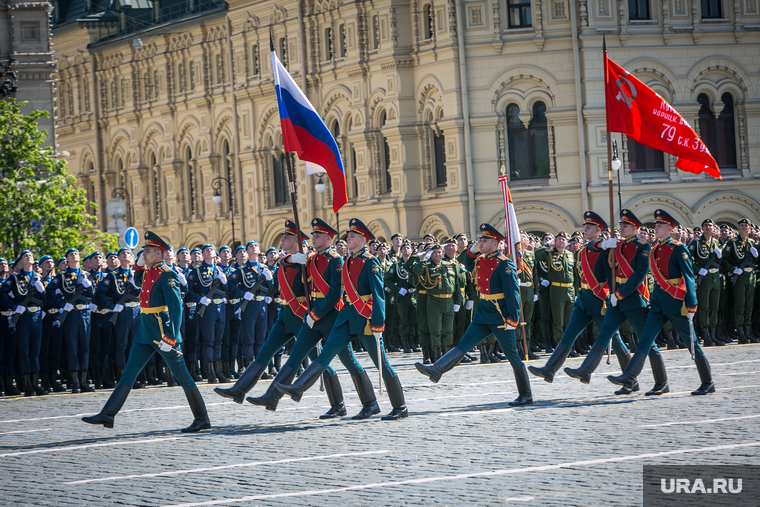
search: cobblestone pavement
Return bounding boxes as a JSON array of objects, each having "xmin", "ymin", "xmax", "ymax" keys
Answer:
[{"xmin": 2, "ymin": 343, "xmax": 760, "ymax": 506}]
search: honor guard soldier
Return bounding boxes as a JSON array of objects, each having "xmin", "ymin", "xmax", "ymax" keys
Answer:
[
  {"xmin": 564, "ymin": 210, "xmax": 667, "ymax": 395},
  {"xmin": 415, "ymin": 223, "xmax": 532, "ymax": 406},
  {"xmin": 407, "ymin": 243, "xmax": 463, "ymax": 361},
  {"xmin": 83, "ymin": 231, "xmax": 210, "ymax": 432},
  {"xmin": 46, "ymin": 248, "xmax": 95, "ymax": 394},
  {"xmin": 276, "ymin": 218, "xmax": 409, "ymax": 421},
  {"xmin": 608, "ymin": 210, "xmax": 715, "ymax": 396},
  {"xmin": 214, "ymin": 221, "xmax": 310, "ymax": 404},
  {"xmin": 95, "ymin": 248, "xmax": 141, "ymax": 385},
  {"xmin": 529, "ymin": 212, "xmax": 630, "ymax": 383},
  {"xmin": 186, "ymin": 244, "xmax": 229, "ymax": 383},
  {"xmin": 691, "ymin": 219, "xmax": 724, "ymax": 346},
  {"xmin": 384, "ymin": 240, "xmax": 418, "ymax": 354},
  {"xmin": 0, "ymin": 250, "xmax": 47, "ymax": 396},
  {"xmin": 246, "ymin": 218, "xmax": 373, "ymax": 418},
  {"xmin": 723, "ymin": 218, "xmax": 758, "ymax": 343}
]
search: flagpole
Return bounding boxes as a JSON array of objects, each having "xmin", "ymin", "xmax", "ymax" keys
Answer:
[{"xmin": 603, "ymin": 35, "xmax": 616, "ymax": 364}]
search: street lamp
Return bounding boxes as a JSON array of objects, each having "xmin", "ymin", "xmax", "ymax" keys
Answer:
[
  {"xmin": 314, "ymin": 174, "xmax": 326, "ymax": 194},
  {"xmin": 611, "ymin": 139, "xmax": 623, "ymax": 214},
  {"xmin": 211, "ymin": 176, "xmax": 236, "ymax": 249}
]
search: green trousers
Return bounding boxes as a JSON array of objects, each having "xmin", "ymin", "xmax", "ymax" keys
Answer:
[
  {"xmin": 427, "ymin": 296, "xmax": 454, "ymax": 348},
  {"xmin": 550, "ymin": 286, "xmax": 574, "ymax": 344},
  {"xmin": 416, "ymin": 293, "xmax": 430, "ymax": 346},
  {"xmin": 733, "ymin": 275, "xmax": 756, "ymax": 326},
  {"xmin": 696, "ymin": 273, "xmax": 720, "ymax": 328}
]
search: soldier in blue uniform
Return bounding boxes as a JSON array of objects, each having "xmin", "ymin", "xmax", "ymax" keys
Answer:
[
  {"xmin": 37, "ymin": 255, "xmax": 65, "ymax": 393},
  {"xmin": 46, "ymin": 248, "xmax": 95, "ymax": 394},
  {"xmin": 529, "ymin": 211, "xmax": 631, "ymax": 384},
  {"xmin": 217, "ymin": 245, "xmax": 238, "ymax": 382},
  {"xmin": 246, "ymin": 218, "xmax": 374, "ymax": 419},
  {"xmin": 0, "ymin": 250, "xmax": 47, "ymax": 396},
  {"xmin": 176, "ymin": 247, "xmax": 201, "ymax": 381},
  {"xmin": 83, "ymin": 231, "xmax": 210, "ymax": 432},
  {"xmin": 186, "ymin": 244, "xmax": 229, "ymax": 383},
  {"xmin": 236, "ymin": 240, "xmax": 272, "ymax": 372},
  {"xmin": 275, "ymin": 218, "xmax": 408, "ymax": 420},
  {"xmin": 85, "ymin": 251, "xmax": 110, "ymax": 389},
  {"xmin": 564, "ymin": 210, "xmax": 668, "ymax": 395},
  {"xmin": 608, "ymin": 210, "xmax": 714, "ymax": 395},
  {"xmin": 415, "ymin": 223, "xmax": 532, "ymax": 406}
]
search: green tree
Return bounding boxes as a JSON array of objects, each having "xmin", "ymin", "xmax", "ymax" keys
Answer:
[{"xmin": 0, "ymin": 99, "xmax": 116, "ymax": 260}]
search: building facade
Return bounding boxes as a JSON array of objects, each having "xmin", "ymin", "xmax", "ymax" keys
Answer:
[{"xmin": 52, "ymin": 0, "xmax": 760, "ymax": 249}]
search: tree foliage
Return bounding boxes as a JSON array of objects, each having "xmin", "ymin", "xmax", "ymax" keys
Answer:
[{"xmin": 0, "ymin": 99, "xmax": 116, "ymax": 260}]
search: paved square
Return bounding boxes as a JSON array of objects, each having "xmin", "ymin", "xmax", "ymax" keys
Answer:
[{"xmin": 2, "ymin": 344, "xmax": 760, "ymax": 506}]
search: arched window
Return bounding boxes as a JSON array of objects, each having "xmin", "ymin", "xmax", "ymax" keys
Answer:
[
  {"xmin": 153, "ymin": 70, "xmax": 159, "ymax": 98},
  {"xmin": 373, "ymin": 15, "xmax": 380, "ymax": 49},
  {"xmin": 272, "ymin": 151, "xmax": 289, "ymax": 206},
  {"xmin": 627, "ymin": 138, "xmax": 664, "ymax": 172},
  {"xmin": 507, "ymin": 102, "xmax": 549, "ymax": 180},
  {"xmin": 339, "ymin": 24, "xmax": 347, "ymax": 57},
  {"xmin": 222, "ymin": 139, "xmax": 234, "ymax": 213},
  {"xmin": 143, "ymin": 73, "xmax": 151, "ymax": 101},
  {"xmin": 216, "ymin": 54, "xmax": 224, "ymax": 84},
  {"xmin": 279, "ymin": 38, "xmax": 288, "ymax": 68},
  {"xmin": 423, "ymin": 4, "xmax": 434, "ymax": 40},
  {"xmin": 251, "ymin": 45, "xmax": 260, "ymax": 76},
  {"xmin": 434, "ymin": 129, "xmax": 446, "ymax": 187},
  {"xmin": 378, "ymin": 111, "xmax": 391, "ymax": 193},
  {"xmin": 150, "ymin": 152, "xmax": 161, "ymax": 221},
  {"xmin": 698, "ymin": 93, "xmax": 736, "ymax": 169},
  {"xmin": 325, "ymin": 28, "xmax": 334, "ymax": 61},
  {"xmin": 178, "ymin": 63, "xmax": 186, "ymax": 93},
  {"xmin": 185, "ymin": 146, "xmax": 196, "ymax": 217}
]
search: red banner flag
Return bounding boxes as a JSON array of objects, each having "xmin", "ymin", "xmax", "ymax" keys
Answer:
[{"xmin": 605, "ymin": 53, "xmax": 721, "ymax": 179}]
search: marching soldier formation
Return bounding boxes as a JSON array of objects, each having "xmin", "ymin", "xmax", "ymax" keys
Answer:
[{"xmin": 1, "ymin": 211, "xmax": 759, "ymax": 431}]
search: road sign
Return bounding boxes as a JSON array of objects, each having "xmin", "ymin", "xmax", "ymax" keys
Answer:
[{"xmin": 124, "ymin": 227, "xmax": 139, "ymax": 249}]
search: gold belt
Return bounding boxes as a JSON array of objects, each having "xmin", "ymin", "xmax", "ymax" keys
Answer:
[
  {"xmin": 228, "ymin": 299, "xmax": 241, "ymax": 304},
  {"xmin": 745, "ymin": 267, "xmax": 754, "ymax": 273},
  {"xmin": 255, "ymin": 296, "xmax": 266, "ymax": 301},
  {"xmin": 708, "ymin": 268, "xmax": 719, "ymax": 273},
  {"xmin": 274, "ymin": 298, "xmax": 282, "ymax": 304},
  {"xmin": 311, "ymin": 291, "xmax": 325, "ymax": 298},
  {"xmin": 1, "ymin": 311, "xmax": 13, "ymax": 316},
  {"xmin": 212, "ymin": 298, "xmax": 225, "ymax": 304},
  {"xmin": 47, "ymin": 308, "xmax": 60, "ymax": 314},
  {"xmin": 580, "ymin": 283, "xmax": 591, "ymax": 290},
  {"xmin": 75, "ymin": 304, "xmax": 89, "ymax": 310},
  {"xmin": 418, "ymin": 290, "xmax": 427, "ymax": 295},
  {"xmin": 282, "ymin": 296, "xmax": 306, "ymax": 305},
  {"xmin": 124, "ymin": 302, "xmax": 139, "ymax": 308},
  {"xmin": 429, "ymin": 293, "xmax": 453, "ymax": 299},
  {"xmin": 551, "ymin": 282, "xmax": 572, "ymax": 288},
  {"xmin": 616, "ymin": 277, "xmax": 628, "ymax": 284},
  {"xmin": 27, "ymin": 306, "xmax": 41, "ymax": 313},
  {"xmin": 185, "ymin": 302, "xmax": 197, "ymax": 308},
  {"xmin": 344, "ymin": 294, "xmax": 371, "ymax": 305},
  {"xmin": 668, "ymin": 278, "xmax": 681, "ymax": 284},
  {"xmin": 141, "ymin": 305, "xmax": 168, "ymax": 314},
  {"xmin": 480, "ymin": 293, "xmax": 504, "ymax": 300},
  {"xmin": 94, "ymin": 309, "xmax": 111, "ymax": 314}
]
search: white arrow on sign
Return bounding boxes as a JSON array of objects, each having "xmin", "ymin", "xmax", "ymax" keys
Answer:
[{"xmin": 124, "ymin": 227, "xmax": 140, "ymax": 249}]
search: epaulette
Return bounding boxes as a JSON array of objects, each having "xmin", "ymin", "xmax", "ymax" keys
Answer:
[
  {"xmin": 329, "ymin": 251, "xmax": 339, "ymax": 257},
  {"xmin": 672, "ymin": 240, "xmax": 682, "ymax": 246},
  {"xmin": 159, "ymin": 264, "xmax": 172, "ymax": 272},
  {"xmin": 497, "ymin": 254, "xmax": 508, "ymax": 261},
  {"xmin": 362, "ymin": 252, "xmax": 373, "ymax": 259}
]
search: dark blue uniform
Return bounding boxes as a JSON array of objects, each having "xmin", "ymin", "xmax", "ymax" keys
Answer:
[
  {"xmin": 228, "ymin": 261, "xmax": 271, "ymax": 363},
  {"xmin": 46, "ymin": 268, "xmax": 94, "ymax": 373},
  {"xmin": 186, "ymin": 262, "xmax": 228, "ymax": 378},
  {"xmin": 0, "ymin": 271, "xmax": 45, "ymax": 375},
  {"xmin": 94, "ymin": 267, "xmax": 139, "ymax": 370}
]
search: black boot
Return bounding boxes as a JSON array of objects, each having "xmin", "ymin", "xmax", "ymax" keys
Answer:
[
  {"xmin": 215, "ymin": 361, "xmax": 231, "ymax": 383},
  {"xmin": 613, "ymin": 353, "xmax": 640, "ymax": 395},
  {"xmin": 92, "ymin": 368, "xmax": 103, "ymax": 390},
  {"xmin": 564, "ymin": 342, "xmax": 607, "ymax": 384},
  {"xmin": 70, "ymin": 371, "xmax": 81, "ymax": 394},
  {"xmin": 381, "ymin": 375, "xmax": 408, "ymax": 420},
  {"xmin": 23, "ymin": 374, "xmax": 34, "ymax": 397},
  {"xmin": 205, "ymin": 362, "xmax": 219, "ymax": 384},
  {"xmin": 145, "ymin": 364, "xmax": 161, "ymax": 386},
  {"xmin": 40, "ymin": 372, "xmax": 52, "ymax": 392},
  {"xmin": 487, "ymin": 344, "xmax": 501, "ymax": 363},
  {"xmin": 528, "ymin": 343, "xmax": 571, "ymax": 383},
  {"xmin": 134, "ymin": 370, "xmax": 146, "ymax": 389},
  {"xmin": 80, "ymin": 370, "xmax": 95, "ymax": 393},
  {"xmin": 607, "ymin": 349, "xmax": 648, "ymax": 391},
  {"xmin": 415, "ymin": 348, "xmax": 464, "ymax": 383},
  {"xmin": 645, "ymin": 352, "xmax": 670, "ymax": 396},
  {"xmin": 319, "ymin": 370, "xmax": 347, "ymax": 419},
  {"xmin": 351, "ymin": 371, "xmax": 381, "ymax": 420},
  {"xmin": 166, "ymin": 369, "xmax": 178, "ymax": 387},
  {"xmin": 31, "ymin": 373, "xmax": 48, "ymax": 396},
  {"xmin": 82, "ymin": 383, "xmax": 131, "ymax": 428},
  {"xmin": 701, "ymin": 327, "xmax": 714, "ymax": 347},
  {"xmin": 101, "ymin": 368, "xmax": 116, "ymax": 388},
  {"xmin": 182, "ymin": 387, "xmax": 211, "ymax": 432},
  {"xmin": 274, "ymin": 362, "xmax": 325, "ymax": 402},
  {"xmin": 247, "ymin": 365, "xmax": 296, "ymax": 412},
  {"xmin": 422, "ymin": 345, "xmax": 431, "ymax": 365},
  {"xmin": 691, "ymin": 354, "xmax": 715, "ymax": 395},
  {"xmin": 508, "ymin": 366, "xmax": 533, "ymax": 406},
  {"xmin": 402, "ymin": 336, "xmax": 412, "ymax": 354},
  {"xmin": 545, "ymin": 335, "xmax": 555, "ymax": 353},
  {"xmin": 745, "ymin": 326, "xmax": 760, "ymax": 343},
  {"xmin": 666, "ymin": 331, "xmax": 680, "ymax": 349},
  {"xmin": 710, "ymin": 327, "xmax": 725, "ymax": 346},
  {"xmin": 215, "ymin": 362, "xmax": 264, "ymax": 404},
  {"xmin": 188, "ymin": 361, "xmax": 202, "ymax": 382},
  {"xmin": 49, "ymin": 372, "xmax": 65, "ymax": 392},
  {"xmin": 479, "ymin": 344, "xmax": 490, "ymax": 364},
  {"xmin": 411, "ymin": 340, "xmax": 421, "ymax": 353}
]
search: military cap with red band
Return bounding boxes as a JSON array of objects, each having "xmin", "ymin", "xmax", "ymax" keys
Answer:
[
  {"xmin": 348, "ymin": 218, "xmax": 374, "ymax": 241},
  {"xmin": 619, "ymin": 209, "xmax": 643, "ymax": 228},
  {"xmin": 142, "ymin": 230, "xmax": 170, "ymax": 252},
  {"xmin": 282, "ymin": 219, "xmax": 310, "ymax": 239},
  {"xmin": 311, "ymin": 217, "xmax": 338, "ymax": 239},
  {"xmin": 583, "ymin": 210, "xmax": 608, "ymax": 230},
  {"xmin": 479, "ymin": 223, "xmax": 504, "ymax": 241},
  {"xmin": 654, "ymin": 209, "xmax": 679, "ymax": 228}
]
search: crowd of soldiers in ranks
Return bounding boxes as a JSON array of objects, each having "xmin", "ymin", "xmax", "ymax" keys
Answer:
[{"xmin": 0, "ymin": 213, "xmax": 758, "ymax": 400}]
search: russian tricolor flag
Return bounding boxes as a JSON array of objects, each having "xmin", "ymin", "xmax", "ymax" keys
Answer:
[{"xmin": 271, "ymin": 39, "xmax": 347, "ymax": 212}]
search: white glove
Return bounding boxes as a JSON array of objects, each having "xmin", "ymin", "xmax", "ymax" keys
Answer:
[
  {"xmin": 751, "ymin": 247, "xmax": 758, "ymax": 258},
  {"xmin": 55, "ymin": 289, "xmax": 61, "ymax": 295},
  {"xmin": 574, "ymin": 296, "xmax": 578, "ymax": 303},
  {"xmin": 469, "ymin": 241, "xmax": 480, "ymax": 254},
  {"xmin": 263, "ymin": 268, "xmax": 273, "ymax": 281},
  {"xmin": 63, "ymin": 303, "xmax": 74, "ymax": 312},
  {"xmin": 159, "ymin": 341, "xmax": 172, "ymax": 352},
  {"xmin": 398, "ymin": 287, "xmax": 408, "ymax": 296},
  {"xmin": 215, "ymin": 272, "xmax": 227, "ymax": 284},
  {"xmin": 306, "ymin": 315, "xmax": 316, "ymax": 328},
  {"xmin": 698, "ymin": 268, "xmax": 708, "ymax": 276},
  {"xmin": 243, "ymin": 292, "xmax": 254, "ymax": 301},
  {"xmin": 533, "ymin": 294, "xmax": 538, "ymax": 302},
  {"xmin": 80, "ymin": 277, "xmax": 92, "ymax": 288},
  {"xmin": 734, "ymin": 268, "xmax": 743, "ymax": 275},
  {"xmin": 417, "ymin": 252, "xmax": 426, "ymax": 258},
  {"xmin": 41, "ymin": 311, "xmax": 46, "ymax": 319},
  {"xmin": 113, "ymin": 304, "xmax": 124, "ymax": 313},
  {"xmin": 265, "ymin": 296, "xmax": 272, "ymax": 304},
  {"xmin": 15, "ymin": 305, "xmax": 25, "ymax": 315},
  {"xmin": 610, "ymin": 293, "xmax": 618, "ymax": 307},
  {"xmin": 425, "ymin": 251, "xmax": 433, "ymax": 259},
  {"xmin": 129, "ymin": 277, "xmax": 139, "ymax": 288},
  {"xmin": 601, "ymin": 238, "xmax": 618, "ymax": 250},
  {"xmin": 34, "ymin": 280, "xmax": 45, "ymax": 293},
  {"xmin": 200, "ymin": 296, "xmax": 211, "ymax": 306},
  {"xmin": 453, "ymin": 304, "xmax": 461, "ymax": 312},
  {"xmin": 373, "ymin": 332, "xmax": 383, "ymax": 340},
  {"xmin": 714, "ymin": 247, "xmax": 722, "ymax": 259},
  {"xmin": 505, "ymin": 324, "xmax": 516, "ymax": 331},
  {"xmin": 136, "ymin": 254, "xmax": 145, "ymax": 267},
  {"xmin": 687, "ymin": 312, "xmax": 695, "ymax": 321},
  {"xmin": 88, "ymin": 303, "xmax": 98, "ymax": 312},
  {"xmin": 466, "ymin": 300, "xmax": 474, "ymax": 310},
  {"xmin": 177, "ymin": 272, "xmax": 187, "ymax": 286},
  {"xmin": 541, "ymin": 279, "xmax": 550, "ymax": 287},
  {"xmin": 291, "ymin": 252, "xmax": 308, "ymax": 264}
]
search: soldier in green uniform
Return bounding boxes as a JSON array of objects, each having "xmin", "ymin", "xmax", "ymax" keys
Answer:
[
  {"xmin": 690, "ymin": 219, "xmax": 724, "ymax": 346},
  {"xmin": 534, "ymin": 233, "xmax": 554, "ymax": 351},
  {"xmin": 517, "ymin": 231, "xmax": 538, "ymax": 359},
  {"xmin": 407, "ymin": 243, "xmax": 462, "ymax": 361},
  {"xmin": 384, "ymin": 240, "xmax": 417, "ymax": 353},
  {"xmin": 723, "ymin": 218, "xmax": 759, "ymax": 343},
  {"xmin": 82, "ymin": 231, "xmax": 210, "ymax": 432},
  {"xmin": 546, "ymin": 232, "xmax": 575, "ymax": 347},
  {"xmin": 445, "ymin": 238, "xmax": 474, "ymax": 361},
  {"xmin": 405, "ymin": 247, "xmax": 432, "ymax": 363}
]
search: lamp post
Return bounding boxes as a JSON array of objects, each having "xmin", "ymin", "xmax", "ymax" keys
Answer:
[
  {"xmin": 611, "ymin": 138, "xmax": 623, "ymax": 215},
  {"xmin": 313, "ymin": 173, "xmax": 338, "ymax": 234},
  {"xmin": 111, "ymin": 187, "xmax": 130, "ymax": 223},
  {"xmin": 211, "ymin": 176, "xmax": 236, "ymax": 249}
]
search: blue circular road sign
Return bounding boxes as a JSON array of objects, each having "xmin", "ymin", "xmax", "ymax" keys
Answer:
[{"xmin": 124, "ymin": 227, "xmax": 140, "ymax": 249}]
